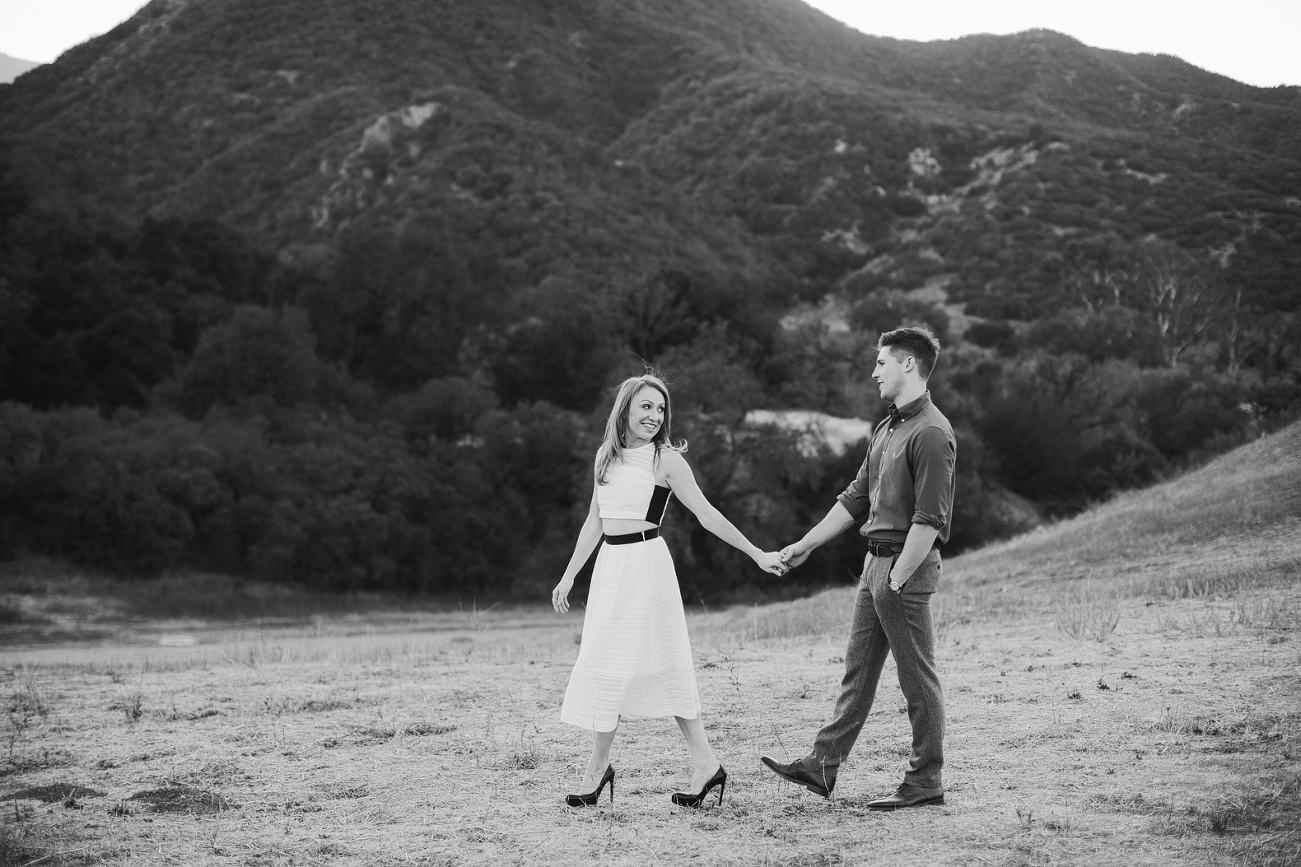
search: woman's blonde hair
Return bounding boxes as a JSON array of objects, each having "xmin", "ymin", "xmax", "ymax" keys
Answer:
[{"xmin": 595, "ymin": 374, "xmax": 686, "ymax": 484}]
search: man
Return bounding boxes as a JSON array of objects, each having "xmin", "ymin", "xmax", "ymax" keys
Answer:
[{"xmin": 763, "ymin": 325, "xmax": 956, "ymax": 810}]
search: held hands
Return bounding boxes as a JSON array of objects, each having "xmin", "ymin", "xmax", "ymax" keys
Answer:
[
  {"xmin": 779, "ymin": 541, "xmax": 812, "ymax": 570},
  {"xmin": 754, "ymin": 551, "xmax": 787, "ymax": 576},
  {"xmin": 551, "ymin": 577, "xmax": 574, "ymax": 614}
]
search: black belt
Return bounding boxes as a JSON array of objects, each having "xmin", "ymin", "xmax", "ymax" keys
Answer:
[
  {"xmin": 865, "ymin": 539, "xmax": 899, "ymax": 558},
  {"xmin": 604, "ymin": 527, "xmax": 661, "ymax": 545}
]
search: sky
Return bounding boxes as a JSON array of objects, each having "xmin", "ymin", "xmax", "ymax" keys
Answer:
[
  {"xmin": 1, "ymin": 0, "xmax": 1298, "ymax": 88},
  {"xmin": 803, "ymin": 0, "xmax": 1301, "ymax": 88}
]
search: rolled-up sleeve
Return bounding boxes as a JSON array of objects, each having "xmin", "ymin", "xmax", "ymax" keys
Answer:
[
  {"xmin": 836, "ymin": 452, "xmax": 873, "ymax": 520},
  {"xmin": 910, "ymin": 425, "xmax": 956, "ymax": 529}
]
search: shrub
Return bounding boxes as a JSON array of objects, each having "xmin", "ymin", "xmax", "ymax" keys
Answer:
[
  {"xmin": 164, "ymin": 305, "xmax": 326, "ymax": 417},
  {"xmin": 848, "ymin": 291, "xmax": 951, "ymax": 342},
  {"xmin": 964, "ymin": 320, "xmax": 1017, "ymax": 355}
]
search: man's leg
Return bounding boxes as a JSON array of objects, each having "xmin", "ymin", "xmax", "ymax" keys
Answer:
[
  {"xmin": 873, "ymin": 548, "xmax": 944, "ymax": 789},
  {"xmin": 805, "ymin": 553, "xmax": 895, "ymax": 785}
]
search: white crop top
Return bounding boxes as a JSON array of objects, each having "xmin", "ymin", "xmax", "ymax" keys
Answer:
[{"xmin": 596, "ymin": 443, "xmax": 673, "ymax": 524}]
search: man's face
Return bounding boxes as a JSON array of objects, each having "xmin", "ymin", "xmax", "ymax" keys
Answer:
[{"xmin": 872, "ymin": 346, "xmax": 909, "ymax": 403}]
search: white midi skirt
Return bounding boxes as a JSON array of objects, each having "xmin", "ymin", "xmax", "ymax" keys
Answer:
[{"xmin": 560, "ymin": 537, "xmax": 701, "ymax": 732}]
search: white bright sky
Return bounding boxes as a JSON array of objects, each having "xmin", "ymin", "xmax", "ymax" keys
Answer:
[{"xmin": 1, "ymin": 0, "xmax": 1298, "ymax": 88}]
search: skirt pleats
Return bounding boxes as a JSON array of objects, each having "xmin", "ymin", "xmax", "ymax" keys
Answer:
[{"xmin": 560, "ymin": 537, "xmax": 700, "ymax": 731}]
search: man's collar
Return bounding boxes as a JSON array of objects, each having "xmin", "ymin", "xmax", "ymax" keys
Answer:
[{"xmin": 888, "ymin": 391, "xmax": 932, "ymax": 424}]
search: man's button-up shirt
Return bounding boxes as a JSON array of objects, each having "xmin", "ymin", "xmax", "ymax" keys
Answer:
[{"xmin": 835, "ymin": 391, "xmax": 956, "ymax": 547}]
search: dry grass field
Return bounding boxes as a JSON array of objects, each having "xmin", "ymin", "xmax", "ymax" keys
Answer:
[{"xmin": 2, "ymin": 423, "xmax": 1299, "ymax": 866}]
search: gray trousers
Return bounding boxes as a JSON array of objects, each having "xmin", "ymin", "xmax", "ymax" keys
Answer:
[{"xmin": 806, "ymin": 547, "xmax": 944, "ymax": 789}]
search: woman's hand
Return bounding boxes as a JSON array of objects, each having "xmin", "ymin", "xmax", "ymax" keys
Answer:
[
  {"xmin": 552, "ymin": 577, "xmax": 575, "ymax": 613},
  {"xmin": 754, "ymin": 551, "xmax": 788, "ymax": 576}
]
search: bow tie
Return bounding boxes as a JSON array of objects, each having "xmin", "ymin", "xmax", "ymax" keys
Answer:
[{"xmin": 888, "ymin": 405, "xmax": 902, "ymax": 425}]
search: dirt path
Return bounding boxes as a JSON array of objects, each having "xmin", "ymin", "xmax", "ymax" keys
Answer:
[{"xmin": 2, "ymin": 582, "xmax": 1296, "ymax": 866}]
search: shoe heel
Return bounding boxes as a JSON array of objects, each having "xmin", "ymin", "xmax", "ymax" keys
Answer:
[
  {"xmin": 717, "ymin": 779, "xmax": 725, "ymax": 806},
  {"xmin": 566, "ymin": 765, "xmax": 615, "ymax": 808}
]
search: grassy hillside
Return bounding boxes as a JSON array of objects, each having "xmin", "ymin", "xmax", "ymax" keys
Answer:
[
  {"xmin": 722, "ymin": 419, "xmax": 1300, "ymax": 646},
  {"xmin": 951, "ymin": 418, "xmax": 1301, "ymax": 590}
]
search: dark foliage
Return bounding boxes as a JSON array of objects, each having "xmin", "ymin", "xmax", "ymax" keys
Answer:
[{"xmin": 0, "ymin": 0, "xmax": 1298, "ymax": 600}]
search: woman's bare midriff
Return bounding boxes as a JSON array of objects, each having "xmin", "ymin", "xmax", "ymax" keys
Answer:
[{"xmin": 602, "ymin": 518, "xmax": 659, "ymax": 535}]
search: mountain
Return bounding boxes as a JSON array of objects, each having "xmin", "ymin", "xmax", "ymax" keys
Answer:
[
  {"xmin": 0, "ymin": 0, "xmax": 1299, "ymax": 597},
  {"xmin": 3, "ymin": 0, "xmax": 1300, "ymax": 415},
  {"xmin": 0, "ymin": 53, "xmax": 41, "ymax": 85},
  {"xmin": 0, "ymin": 7, "xmax": 1293, "ymax": 206},
  {"xmin": 5, "ymin": 0, "xmax": 1301, "ymax": 321},
  {"xmin": 4, "ymin": 0, "xmax": 1298, "ymax": 340}
]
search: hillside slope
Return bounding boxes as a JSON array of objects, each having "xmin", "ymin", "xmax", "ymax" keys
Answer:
[
  {"xmin": 2, "ymin": 0, "xmax": 1297, "ymax": 322},
  {"xmin": 950, "ymin": 419, "xmax": 1301, "ymax": 590},
  {"xmin": 3, "ymin": 0, "xmax": 1299, "ymax": 230}
]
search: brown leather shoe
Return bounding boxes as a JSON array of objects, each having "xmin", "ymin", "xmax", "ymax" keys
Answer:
[
  {"xmin": 865, "ymin": 782, "xmax": 944, "ymax": 810},
  {"xmin": 760, "ymin": 756, "xmax": 834, "ymax": 799}
]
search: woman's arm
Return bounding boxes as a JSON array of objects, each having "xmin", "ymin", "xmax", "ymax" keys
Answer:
[
  {"xmin": 660, "ymin": 450, "xmax": 784, "ymax": 574},
  {"xmin": 552, "ymin": 484, "xmax": 603, "ymax": 614}
]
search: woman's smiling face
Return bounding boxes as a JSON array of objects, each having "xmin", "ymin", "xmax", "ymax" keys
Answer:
[{"xmin": 625, "ymin": 384, "xmax": 666, "ymax": 447}]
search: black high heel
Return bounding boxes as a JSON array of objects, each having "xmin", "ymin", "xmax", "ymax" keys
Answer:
[
  {"xmin": 566, "ymin": 765, "xmax": 615, "ymax": 807},
  {"xmin": 671, "ymin": 765, "xmax": 727, "ymax": 808}
]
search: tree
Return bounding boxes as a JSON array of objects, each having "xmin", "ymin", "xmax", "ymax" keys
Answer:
[
  {"xmin": 165, "ymin": 305, "xmax": 325, "ymax": 417},
  {"xmin": 848, "ymin": 290, "xmax": 951, "ymax": 342},
  {"xmin": 1061, "ymin": 234, "xmax": 1138, "ymax": 311},
  {"xmin": 657, "ymin": 326, "xmax": 765, "ymax": 425},
  {"xmin": 1026, "ymin": 306, "xmax": 1165, "ymax": 366},
  {"xmin": 486, "ymin": 278, "xmax": 621, "ymax": 411},
  {"xmin": 617, "ymin": 269, "xmax": 699, "ymax": 360},
  {"xmin": 387, "ymin": 376, "xmax": 498, "ymax": 451},
  {"xmin": 1134, "ymin": 242, "xmax": 1223, "ymax": 365}
]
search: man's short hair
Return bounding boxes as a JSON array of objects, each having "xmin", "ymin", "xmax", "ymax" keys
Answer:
[{"xmin": 879, "ymin": 326, "xmax": 941, "ymax": 379}]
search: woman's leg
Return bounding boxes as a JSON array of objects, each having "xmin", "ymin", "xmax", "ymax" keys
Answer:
[
  {"xmin": 675, "ymin": 714, "xmax": 721, "ymax": 790},
  {"xmin": 581, "ymin": 724, "xmax": 618, "ymax": 790}
]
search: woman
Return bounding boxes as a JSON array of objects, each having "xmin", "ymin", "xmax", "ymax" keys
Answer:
[{"xmin": 552, "ymin": 373, "xmax": 786, "ymax": 809}]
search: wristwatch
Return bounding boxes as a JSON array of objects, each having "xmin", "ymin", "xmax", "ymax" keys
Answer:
[{"xmin": 889, "ymin": 578, "xmax": 903, "ymax": 593}]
